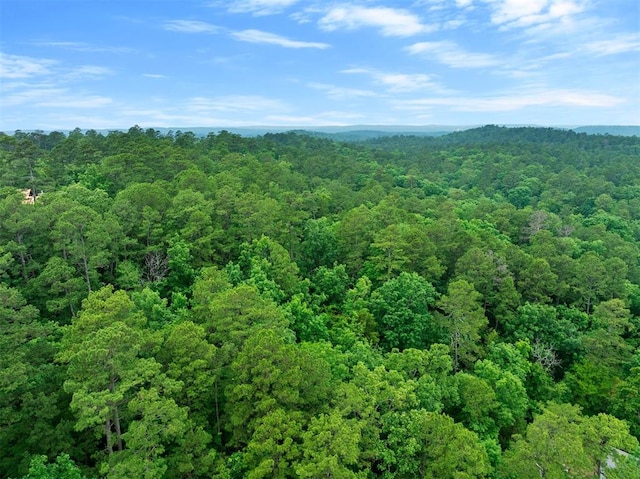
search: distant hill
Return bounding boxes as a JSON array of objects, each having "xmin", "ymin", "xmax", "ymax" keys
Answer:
[
  {"xmin": 151, "ymin": 124, "xmax": 640, "ymax": 139},
  {"xmin": 571, "ymin": 125, "xmax": 640, "ymax": 136},
  {"xmin": 4, "ymin": 124, "xmax": 638, "ymax": 138}
]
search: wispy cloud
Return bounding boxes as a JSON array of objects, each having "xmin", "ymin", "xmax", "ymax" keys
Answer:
[
  {"xmin": 222, "ymin": 0, "xmax": 300, "ymax": 16},
  {"xmin": 65, "ymin": 65, "xmax": 114, "ymax": 80},
  {"xmin": 308, "ymin": 82, "xmax": 379, "ymax": 100},
  {"xmin": 2, "ymin": 82, "xmax": 112, "ymax": 109},
  {"xmin": 231, "ymin": 29, "xmax": 330, "ymax": 48},
  {"xmin": 163, "ymin": 20, "xmax": 221, "ymax": 33},
  {"xmin": 143, "ymin": 73, "xmax": 167, "ymax": 79},
  {"xmin": 483, "ymin": 0, "xmax": 586, "ymax": 30},
  {"xmin": 0, "ymin": 52, "xmax": 56, "ymax": 79},
  {"xmin": 318, "ymin": 5, "xmax": 435, "ymax": 37},
  {"xmin": 394, "ymin": 88, "xmax": 623, "ymax": 112},
  {"xmin": 342, "ymin": 67, "xmax": 448, "ymax": 93},
  {"xmin": 35, "ymin": 96, "xmax": 113, "ymax": 108},
  {"xmin": 187, "ymin": 95, "xmax": 288, "ymax": 113},
  {"xmin": 266, "ymin": 110, "xmax": 365, "ymax": 125},
  {"xmin": 31, "ymin": 41, "xmax": 136, "ymax": 54},
  {"xmin": 584, "ymin": 33, "xmax": 640, "ymax": 56},
  {"xmin": 405, "ymin": 41, "xmax": 500, "ymax": 68}
]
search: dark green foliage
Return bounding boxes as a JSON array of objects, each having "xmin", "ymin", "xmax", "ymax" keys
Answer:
[{"xmin": 1, "ymin": 126, "xmax": 638, "ymax": 477}]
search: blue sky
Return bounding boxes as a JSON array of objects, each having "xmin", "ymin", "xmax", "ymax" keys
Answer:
[{"xmin": 1, "ymin": 0, "xmax": 639, "ymax": 130}]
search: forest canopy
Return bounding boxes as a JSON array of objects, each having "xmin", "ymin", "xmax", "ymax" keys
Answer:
[{"xmin": 1, "ymin": 125, "xmax": 639, "ymax": 478}]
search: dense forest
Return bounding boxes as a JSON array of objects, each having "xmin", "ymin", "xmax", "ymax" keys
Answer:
[{"xmin": 1, "ymin": 125, "xmax": 639, "ymax": 478}]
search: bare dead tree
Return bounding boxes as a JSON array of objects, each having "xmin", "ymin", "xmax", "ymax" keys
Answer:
[
  {"xmin": 144, "ymin": 251, "xmax": 168, "ymax": 283},
  {"xmin": 532, "ymin": 338, "xmax": 561, "ymax": 373}
]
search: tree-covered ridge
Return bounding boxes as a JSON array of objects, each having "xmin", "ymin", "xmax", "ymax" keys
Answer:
[{"xmin": 0, "ymin": 126, "xmax": 638, "ymax": 478}]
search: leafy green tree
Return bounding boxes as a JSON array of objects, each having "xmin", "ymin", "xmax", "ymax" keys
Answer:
[
  {"xmin": 335, "ymin": 205, "xmax": 378, "ymax": 276},
  {"xmin": 368, "ymin": 222, "xmax": 444, "ymax": 283},
  {"xmin": 450, "ymin": 372, "xmax": 500, "ymax": 438},
  {"xmin": 611, "ymin": 367, "xmax": 640, "ymax": 438},
  {"xmin": 157, "ymin": 321, "xmax": 218, "ymax": 430},
  {"xmin": 201, "ymin": 284, "xmax": 290, "ymax": 363},
  {"xmin": 282, "ymin": 293, "xmax": 329, "ymax": 342},
  {"xmin": 309, "ymin": 263, "xmax": 349, "ymax": 311},
  {"xmin": 243, "ymin": 409, "xmax": 304, "ymax": 479},
  {"xmin": 504, "ymin": 302, "xmax": 582, "ymax": 368},
  {"xmin": 0, "ymin": 285, "xmax": 71, "ymax": 478},
  {"xmin": 225, "ymin": 329, "xmax": 331, "ymax": 446},
  {"xmin": 0, "ymin": 188, "xmax": 45, "ymax": 285},
  {"xmin": 370, "ymin": 272, "xmax": 440, "ymax": 351},
  {"xmin": 297, "ymin": 217, "xmax": 338, "ymax": 274},
  {"xmin": 50, "ymin": 203, "xmax": 111, "ymax": 293},
  {"xmin": 500, "ymin": 403, "xmax": 638, "ymax": 479},
  {"xmin": 57, "ymin": 286, "xmax": 182, "ymax": 474},
  {"xmin": 16, "ymin": 454, "xmax": 92, "ymax": 479},
  {"xmin": 436, "ymin": 279, "xmax": 487, "ymax": 372},
  {"xmin": 517, "ymin": 256, "xmax": 558, "ymax": 304},
  {"xmin": 473, "ymin": 359, "xmax": 529, "ymax": 442},
  {"xmin": 34, "ymin": 256, "xmax": 86, "ymax": 319},
  {"xmin": 385, "ymin": 344, "xmax": 456, "ymax": 413},
  {"xmin": 573, "ymin": 251, "xmax": 608, "ymax": 314},
  {"xmin": 454, "ymin": 247, "xmax": 521, "ymax": 328},
  {"xmin": 296, "ymin": 409, "xmax": 365, "ymax": 478},
  {"xmin": 234, "ymin": 235, "xmax": 303, "ymax": 302},
  {"xmin": 381, "ymin": 410, "xmax": 492, "ymax": 478}
]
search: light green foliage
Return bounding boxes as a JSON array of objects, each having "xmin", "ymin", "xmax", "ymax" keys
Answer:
[
  {"xmin": 202, "ymin": 284, "xmax": 290, "ymax": 363},
  {"xmin": 58, "ymin": 286, "xmax": 187, "ymax": 475},
  {"xmin": 436, "ymin": 279, "xmax": 488, "ymax": 371},
  {"xmin": 282, "ymin": 293, "xmax": 329, "ymax": 342},
  {"xmin": 298, "ymin": 217, "xmax": 339, "ymax": 274},
  {"xmin": 473, "ymin": 359, "xmax": 529, "ymax": 439},
  {"xmin": 164, "ymin": 235, "xmax": 196, "ymax": 296},
  {"xmin": 244, "ymin": 409, "xmax": 304, "ymax": 479},
  {"xmin": 451, "ymin": 372, "xmax": 500, "ymax": 438},
  {"xmin": 17, "ymin": 454, "xmax": 92, "ymax": 479},
  {"xmin": 157, "ymin": 321, "xmax": 218, "ymax": 427},
  {"xmin": 385, "ymin": 345, "xmax": 455, "ymax": 412},
  {"xmin": 296, "ymin": 409, "xmax": 365, "ymax": 478},
  {"xmin": 611, "ymin": 367, "xmax": 640, "ymax": 438},
  {"xmin": 225, "ymin": 329, "xmax": 332, "ymax": 445},
  {"xmin": 500, "ymin": 403, "xmax": 639, "ymax": 479},
  {"xmin": 381, "ymin": 410, "xmax": 492, "ymax": 478},
  {"xmin": 369, "ymin": 222, "xmax": 444, "ymax": 283},
  {"xmin": 233, "ymin": 235, "xmax": 303, "ymax": 302}
]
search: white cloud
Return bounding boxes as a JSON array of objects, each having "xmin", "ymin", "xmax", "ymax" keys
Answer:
[
  {"xmin": 224, "ymin": 0, "xmax": 299, "ymax": 16},
  {"xmin": 2, "ymin": 84, "xmax": 65, "ymax": 106},
  {"xmin": 308, "ymin": 82, "xmax": 379, "ymax": 99},
  {"xmin": 483, "ymin": 0, "xmax": 586, "ymax": 29},
  {"xmin": 394, "ymin": 88, "xmax": 623, "ymax": 112},
  {"xmin": 143, "ymin": 73, "xmax": 167, "ymax": 78},
  {"xmin": 265, "ymin": 111, "xmax": 364, "ymax": 125},
  {"xmin": 584, "ymin": 33, "xmax": 640, "ymax": 56},
  {"xmin": 231, "ymin": 29, "xmax": 330, "ymax": 48},
  {"xmin": 65, "ymin": 65, "xmax": 114, "ymax": 80},
  {"xmin": 2, "ymin": 82, "xmax": 112, "ymax": 109},
  {"xmin": 0, "ymin": 52, "xmax": 56, "ymax": 79},
  {"xmin": 342, "ymin": 67, "xmax": 446, "ymax": 93},
  {"xmin": 405, "ymin": 41, "xmax": 500, "ymax": 68},
  {"xmin": 35, "ymin": 96, "xmax": 113, "ymax": 108},
  {"xmin": 187, "ymin": 95, "xmax": 288, "ymax": 113},
  {"xmin": 31, "ymin": 41, "xmax": 136, "ymax": 54},
  {"xmin": 163, "ymin": 20, "xmax": 221, "ymax": 33},
  {"xmin": 318, "ymin": 5, "xmax": 435, "ymax": 37}
]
